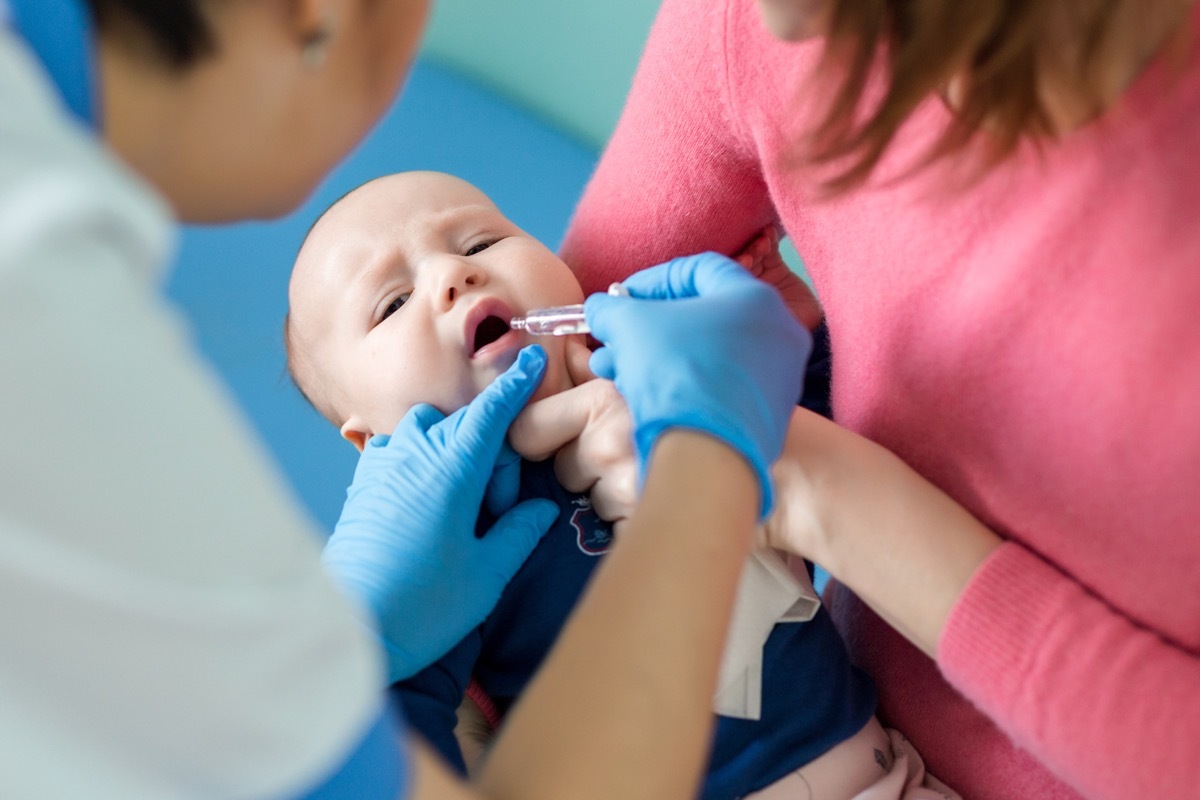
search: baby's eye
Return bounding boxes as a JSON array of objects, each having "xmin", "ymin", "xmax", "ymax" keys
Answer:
[
  {"xmin": 380, "ymin": 291, "xmax": 412, "ymax": 322},
  {"xmin": 464, "ymin": 238, "xmax": 498, "ymax": 257}
]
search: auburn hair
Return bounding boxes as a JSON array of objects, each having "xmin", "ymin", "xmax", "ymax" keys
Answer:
[{"xmin": 808, "ymin": 0, "xmax": 1171, "ymax": 190}]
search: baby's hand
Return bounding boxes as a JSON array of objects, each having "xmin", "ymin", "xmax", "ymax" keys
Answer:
[
  {"xmin": 735, "ymin": 226, "xmax": 823, "ymax": 330},
  {"xmin": 510, "ymin": 340, "xmax": 637, "ymax": 529}
]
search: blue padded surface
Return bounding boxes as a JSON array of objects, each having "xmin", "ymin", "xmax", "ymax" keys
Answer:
[{"xmin": 167, "ymin": 58, "xmax": 597, "ymax": 533}]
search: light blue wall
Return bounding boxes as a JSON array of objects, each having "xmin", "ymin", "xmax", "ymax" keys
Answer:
[{"xmin": 420, "ymin": 0, "xmax": 660, "ymax": 150}]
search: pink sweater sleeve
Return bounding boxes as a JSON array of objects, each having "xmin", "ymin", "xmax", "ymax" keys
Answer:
[
  {"xmin": 936, "ymin": 541, "xmax": 1200, "ymax": 798},
  {"xmin": 560, "ymin": 0, "xmax": 776, "ymax": 294}
]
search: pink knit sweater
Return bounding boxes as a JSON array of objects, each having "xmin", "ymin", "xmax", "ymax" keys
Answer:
[{"xmin": 562, "ymin": 2, "xmax": 1200, "ymax": 797}]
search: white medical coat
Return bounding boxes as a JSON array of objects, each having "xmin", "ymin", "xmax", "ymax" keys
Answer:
[{"xmin": 0, "ymin": 26, "xmax": 393, "ymax": 799}]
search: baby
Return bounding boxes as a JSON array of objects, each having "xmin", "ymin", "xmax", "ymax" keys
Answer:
[{"xmin": 287, "ymin": 171, "xmax": 956, "ymax": 800}]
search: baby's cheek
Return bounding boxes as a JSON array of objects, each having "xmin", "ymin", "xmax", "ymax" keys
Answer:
[
  {"xmin": 468, "ymin": 340, "xmax": 573, "ymax": 407},
  {"xmin": 450, "ymin": 383, "xmax": 485, "ymax": 414},
  {"xmin": 528, "ymin": 380, "xmax": 559, "ymax": 405},
  {"xmin": 529, "ymin": 344, "xmax": 575, "ymax": 403},
  {"xmin": 469, "ymin": 353, "xmax": 519, "ymax": 405}
]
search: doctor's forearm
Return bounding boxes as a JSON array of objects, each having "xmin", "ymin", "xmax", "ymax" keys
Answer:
[{"xmin": 477, "ymin": 431, "xmax": 759, "ymax": 800}]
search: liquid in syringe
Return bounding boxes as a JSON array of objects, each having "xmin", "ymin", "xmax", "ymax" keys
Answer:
[
  {"xmin": 509, "ymin": 304, "xmax": 589, "ymax": 336},
  {"xmin": 509, "ymin": 283, "xmax": 629, "ymax": 336}
]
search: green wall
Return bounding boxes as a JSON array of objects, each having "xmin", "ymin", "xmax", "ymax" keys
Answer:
[{"xmin": 421, "ymin": 0, "xmax": 660, "ymax": 151}]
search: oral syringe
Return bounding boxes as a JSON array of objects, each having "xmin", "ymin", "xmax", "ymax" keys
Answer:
[
  {"xmin": 508, "ymin": 304, "xmax": 589, "ymax": 336},
  {"xmin": 509, "ymin": 282, "xmax": 629, "ymax": 336}
]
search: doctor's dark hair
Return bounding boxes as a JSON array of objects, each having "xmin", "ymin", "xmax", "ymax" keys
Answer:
[{"xmin": 84, "ymin": 0, "xmax": 215, "ymax": 68}]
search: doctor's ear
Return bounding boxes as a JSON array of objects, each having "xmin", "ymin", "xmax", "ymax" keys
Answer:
[
  {"xmin": 288, "ymin": 0, "xmax": 337, "ymax": 67},
  {"xmin": 340, "ymin": 420, "xmax": 371, "ymax": 453}
]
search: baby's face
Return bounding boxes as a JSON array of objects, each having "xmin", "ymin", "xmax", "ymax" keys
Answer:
[{"xmin": 289, "ymin": 172, "xmax": 585, "ymax": 448}]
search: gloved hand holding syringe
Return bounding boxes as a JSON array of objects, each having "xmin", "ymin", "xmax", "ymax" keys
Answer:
[{"xmin": 509, "ymin": 282, "xmax": 629, "ymax": 336}]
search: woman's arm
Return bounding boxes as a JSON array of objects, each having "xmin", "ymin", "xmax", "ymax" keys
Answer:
[
  {"xmin": 560, "ymin": 0, "xmax": 777, "ymax": 294},
  {"xmin": 767, "ymin": 409, "xmax": 1000, "ymax": 655},
  {"xmin": 767, "ymin": 408, "xmax": 1200, "ymax": 799}
]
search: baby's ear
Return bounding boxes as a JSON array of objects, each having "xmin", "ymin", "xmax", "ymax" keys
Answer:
[{"xmin": 340, "ymin": 418, "xmax": 371, "ymax": 453}]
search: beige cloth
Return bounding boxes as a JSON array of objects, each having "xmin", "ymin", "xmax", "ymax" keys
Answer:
[{"xmin": 714, "ymin": 548, "xmax": 820, "ymax": 720}]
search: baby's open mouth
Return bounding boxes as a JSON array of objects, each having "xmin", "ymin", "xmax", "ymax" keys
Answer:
[{"xmin": 472, "ymin": 315, "xmax": 511, "ymax": 354}]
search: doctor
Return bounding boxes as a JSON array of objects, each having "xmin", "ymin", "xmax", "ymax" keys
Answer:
[{"xmin": 0, "ymin": 1, "xmax": 810, "ymax": 797}]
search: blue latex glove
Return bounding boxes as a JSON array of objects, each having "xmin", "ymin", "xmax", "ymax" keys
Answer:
[
  {"xmin": 585, "ymin": 253, "xmax": 812, "ymax": 518},
  {"xmin": 323, "ymin": 346, "xmax": 560, "ymax": 683}
]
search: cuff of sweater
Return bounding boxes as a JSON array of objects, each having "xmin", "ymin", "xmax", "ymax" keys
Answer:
[{"xmin": 938, "ymin": 542, "xmax": 1068, "ymax": 721}]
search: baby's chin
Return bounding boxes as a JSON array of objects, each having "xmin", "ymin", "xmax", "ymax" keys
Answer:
[{"xmin": 475, "ymin": 342, "xmax": 572, "ymax": 406}]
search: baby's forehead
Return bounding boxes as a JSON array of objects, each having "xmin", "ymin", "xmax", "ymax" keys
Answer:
[
  {"xmin": 307, "ymin": 174, "xmax": 499, "ymax": 257},
  {"xmin": 331, "ymin": 172, "xmax": 497, "ymax": 226},
  {"xmin": 291, "ymin": 171, "xmax": 501, "ymax": 300},
  {"xmin": 291, "ymin": 180, "xmax": 409, "ymax": 288},
  {"xmin": 289, "ymin": 213, "xmax": 364, "ymax": 345}
]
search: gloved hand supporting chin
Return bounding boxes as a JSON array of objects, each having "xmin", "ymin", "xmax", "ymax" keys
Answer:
[
  {"xmin": 585, "ymin": 252, "xmax": 812, "ymax": 518},
  {"xmin": 323, "ymin": 346, "xmax": 559, "ymax": 683}
]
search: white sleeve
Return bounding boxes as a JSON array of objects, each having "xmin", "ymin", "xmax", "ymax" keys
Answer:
[{"xmin": 0, "ymin": 32, "xmax": 403, "ymax": 799}]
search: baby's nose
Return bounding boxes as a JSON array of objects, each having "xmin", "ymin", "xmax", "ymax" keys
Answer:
[{"xmin": 436, "ymin": 258, "xmax": 485, "ymax": 305}]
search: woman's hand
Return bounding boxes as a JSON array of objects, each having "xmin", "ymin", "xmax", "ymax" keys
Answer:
[{"xmin": 510, "ymin": 339, "xmax": 638, "ymax": 531}]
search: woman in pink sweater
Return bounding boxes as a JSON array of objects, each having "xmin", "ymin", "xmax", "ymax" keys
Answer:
[{"xmin": 561, "ymin": 1, "xmax": 1200, "ymax": 798}]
